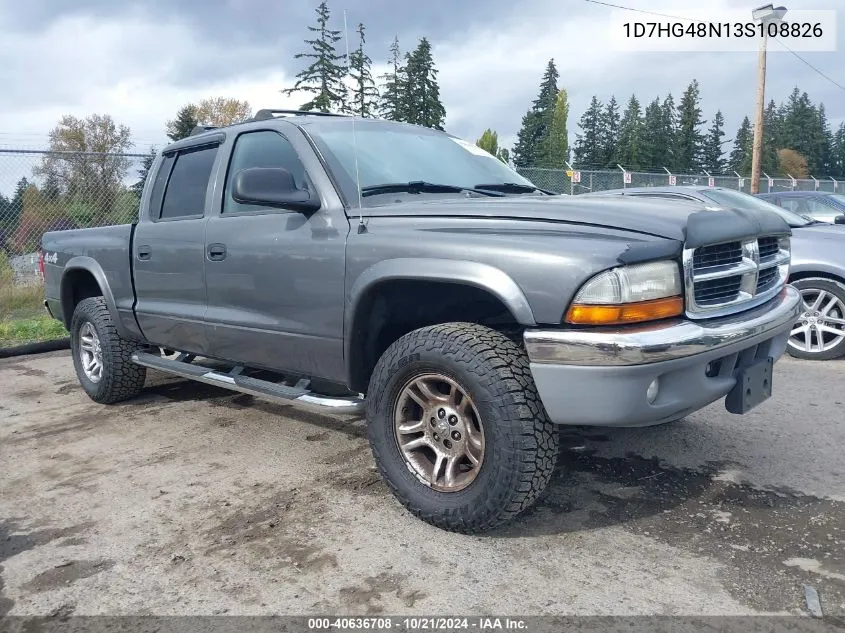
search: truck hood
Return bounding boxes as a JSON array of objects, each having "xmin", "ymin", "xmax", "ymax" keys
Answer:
[
  {"xmin": 363, "ymin": 195, "xmax": 790, "ymax": 244},
  {"xmin": 794, "ymin": 222, "xmax": 845, "ymax": 241}
]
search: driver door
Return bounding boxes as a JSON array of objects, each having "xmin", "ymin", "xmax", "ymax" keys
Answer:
[{"xmin": 203, "ymin": 128, "xmax": 349, "ymax": 381}]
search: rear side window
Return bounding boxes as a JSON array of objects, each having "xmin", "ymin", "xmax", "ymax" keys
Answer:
[
  {"xmin": 148, "ymin": 154, "xmax": 175, "ymax": 219},
  {"xmin": 160, "ymin": 145, "xmax": 219, "ymax": 219}
]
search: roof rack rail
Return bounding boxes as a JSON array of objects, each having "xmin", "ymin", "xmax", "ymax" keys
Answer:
[
  {"xmin": 251, "ymin": 109, "xmax": 348, "ymax": 121},
  {"xmin": 190, "ymin": 125, "xmax": 219, "ymax": 136}
]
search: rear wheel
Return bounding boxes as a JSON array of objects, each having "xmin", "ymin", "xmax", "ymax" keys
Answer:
[
  {"xmin": 366, "ymin": 322, "xmax": 559, "ymax": 533},
  {"xmin": 70, "ymin": 297, "xmax": 147, "ymax": 403},
  {"xmin": 787, "ymin": 278, "xmax": 845, "ymax": 360}
]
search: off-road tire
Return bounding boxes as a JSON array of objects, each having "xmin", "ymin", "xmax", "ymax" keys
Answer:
[
  {"xmin": 366, "ymin": 322, "xmax": 559, "ymax": 533},
  {"xmin": 70, "ymin": 296, "xmax": 146, "ymax": 403},
  {"xmin": 786, "ymin": 278, "xmax": 845, "ymax": 361}
]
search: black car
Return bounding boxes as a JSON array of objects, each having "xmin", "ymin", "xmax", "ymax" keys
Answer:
[{"xmin": 757, "ymin": 191, "xmax": 845, "ymax": 224}]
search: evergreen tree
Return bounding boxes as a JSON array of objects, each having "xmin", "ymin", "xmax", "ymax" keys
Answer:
[
  {"xmin": 652, "ymin": 93, "xmax": 679, "ymax": 171},
  {"xmin": 675, "ymin": 80, "xmax": 706, "ymax": 172},
  {"xmin": 816, "ymin": 104, "xmax": 834, "ymax": 176},
  {"xmin": 7, "ymin": 177, "xmax": 28, "ymax": 228},
  {"xmin": 378, "ymin": 37, "xmax": 406, "ymax": 121},
  {"xmin": 640, "ymin": 97, "xmax": 663, "ymax": 171},
  {"xmin": 573, "ymin": 96, "xmax": 604, "ymax": 167},
  {"xmin": 346, "ymin": 23, "xmax": 378, "ymax": 118},
  {"xmin": 402, "ymin": 38, "xmax": 446, "ymax": 129},
  {"xmin": 832, "ymin": 122, "xmax": 845, "ymax": 179},
  {"xmin": 702, "ymin": 110, "xmax": 727, "ymax": 174},
  {"xmin": 538, "ymin": 89, "xmax": 570, "ymax": 168},
  {"xmin": 166, "ymin": 105, "xmax": 199, "ymax": 141},
  {"xmin": 512, "ymin": 60, "xmax": 559, "ymax": 168},
  {"xmin": 282, "ymin": 0, "xmax": 347, "ymax": 113},
  {"xmin": 600, "ymin": 96, "xmax": 621, "ymax": 167},
  {"xmin": 132, "ymin": 148, "xmax": 157, "ymax": 197},
  {"xmin": 41, "ymin": 171, "xmax": 61, "ymax": 201},
  {"xmin": 615, "ymin": 95, "xmax": 642, "ymax": 169},
  {"xmin": 760, "ymin": 99, "xmax": 781, "ymax": 175},
  {"xmin": 728, "ymin": 116, "xmax": 753, "ymax": 175}
]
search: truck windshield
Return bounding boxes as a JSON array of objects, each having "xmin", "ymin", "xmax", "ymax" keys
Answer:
[{"xmin": 303, "ymin": 120, "xmax": 538, "ymax": 207}]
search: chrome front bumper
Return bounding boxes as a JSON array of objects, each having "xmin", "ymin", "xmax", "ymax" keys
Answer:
[
  {"xmin": 524, "ymin": 285, "xmax": 801, "ymax": 367},
  {"xmin": 523, "ymin": 286, "xmax": 801, "ymax": 427}
]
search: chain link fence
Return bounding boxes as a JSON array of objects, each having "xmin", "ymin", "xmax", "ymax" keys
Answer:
[
  {"xmin": 517, "ymin": 166, "xmax": 843, "ymax": 197},
  {"xmin": 0, "ymin": 149, "xmax": 149, "ymax": 262},
  {"xmin": 1, "ymin": 148, "xmax": 843, "ymax": 263}
]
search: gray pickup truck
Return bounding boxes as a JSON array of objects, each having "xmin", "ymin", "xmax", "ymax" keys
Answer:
[{"xmin": 42, "ymin": 109, "xmax": 801, "ymax": 532}]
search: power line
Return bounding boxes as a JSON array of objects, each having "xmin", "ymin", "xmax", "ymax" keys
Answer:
[
  {"xmin": 769, "ymin": 38, "xmax": 845, "ymax": 93},
  {"xmin": 583, "ymin": 0, "xmax": 845, "ymax": 94}
]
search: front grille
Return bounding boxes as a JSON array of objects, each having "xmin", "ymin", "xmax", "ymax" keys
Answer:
[
  {"xmin": 695, "ymin": 276, "xmax": 743, "ymax": 305},
  {"xmin": 693, "ymin": 241, "xmax": 742, "ymax": 269},
  {"xmin": 684, "ymin": 235, "xmax": 790, "ymax": 318},
  {"xmin": 756, "ymin": 266, "xmax": 779, "ymax": 292},
  {"xmin": 758, "ymin": 236, "xmax": 779, "ymax": 261}
]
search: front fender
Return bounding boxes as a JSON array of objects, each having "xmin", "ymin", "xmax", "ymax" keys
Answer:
[
  {"xmin": 61, "ymin": 256, "xmax": 127, "ymax": 337},
  {"xmin": 344, "ymin": 258, "xmax": 536, "ymax": 386},
  {"xmin": 346, "ymin": 258, "xmax": 536, "ymax": 328}
]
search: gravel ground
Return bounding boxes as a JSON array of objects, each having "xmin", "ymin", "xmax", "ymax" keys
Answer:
[{"xmin": 0, "ymin": 351, "xmax": 843, "ymax": 617}]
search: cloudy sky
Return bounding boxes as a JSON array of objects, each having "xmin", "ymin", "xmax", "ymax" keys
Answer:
[{"xmin": 0, "ymin": 0, "xmax": 843, "ymax": 166}]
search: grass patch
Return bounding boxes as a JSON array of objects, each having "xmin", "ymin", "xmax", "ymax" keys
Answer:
[
  {"xmin": 0, "ymin": 282, "xmax": 46, "ymax": 321},
  {"xmin": 1, "ymin": 254, "xmax": 65, "ymax": 346},
  {"xmin": 0, "ymin": 315, "xmax": 67, "ymax": 347}
]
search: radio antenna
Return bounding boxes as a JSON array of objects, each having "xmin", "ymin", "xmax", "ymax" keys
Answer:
[{"xmin": 343, "ymin": 9, "xmax": 366, "ymax": 234}]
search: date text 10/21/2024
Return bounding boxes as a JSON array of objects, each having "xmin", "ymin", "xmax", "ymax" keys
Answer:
[{"xmin": 307, "ymin": 617, "xmax": 529, "ymax": 630}]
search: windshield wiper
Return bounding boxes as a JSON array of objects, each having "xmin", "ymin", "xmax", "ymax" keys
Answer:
[
  {"xmin": 360, "ymin": 181, "xmax": 504, "ymax": 197},
  {"xmin": 473, "ymin": 182, "xmax": 557, "ymax": 195}
]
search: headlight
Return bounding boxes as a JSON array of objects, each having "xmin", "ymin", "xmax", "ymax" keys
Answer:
[{"xmin": 565, "ymin": 260, "xmax": 683, "ymax": 325}]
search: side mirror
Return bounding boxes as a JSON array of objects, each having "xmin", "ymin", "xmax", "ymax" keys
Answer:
[
  {"xmin": 232, "ymin": 167, "xmax": 320, "ymax": 213},
  {"xmin": 835, "ymin": 215, "xmax": 845, "ymax": 225}
]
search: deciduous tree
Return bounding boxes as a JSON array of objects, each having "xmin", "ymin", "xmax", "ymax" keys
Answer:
[
  {"xmin": 196, "ymin": 98, "xmax": 252, "ymax": 126},
  {"xmin": 538, "ymin": 89, "xmax": 569, "ymax": 168},
  {"xmin": 777, "ymin": 148, "xmax": 809, "ymax": 178}
]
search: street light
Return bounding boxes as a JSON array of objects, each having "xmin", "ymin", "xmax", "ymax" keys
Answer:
[{"xmin": 750, "ymin": 4, "xmax": 787, "ymax": 195}]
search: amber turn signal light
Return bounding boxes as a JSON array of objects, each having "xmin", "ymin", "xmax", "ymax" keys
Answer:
[{"xmin": 565, "ymin": 296, "xmax": 684, "ymax": 326}]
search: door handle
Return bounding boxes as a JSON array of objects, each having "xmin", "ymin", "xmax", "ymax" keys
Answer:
[
  {"xmin": 137, "ymin": 245, "xmax": 152, "ymax": 260},
  {"xmin": 207, "ymin": 243, "xmax": 227, "ymax": 261}
]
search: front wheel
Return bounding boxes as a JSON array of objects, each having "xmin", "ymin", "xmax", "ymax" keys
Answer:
[
  {"xmin": 787, "ymin": 278, "xmax": 845, "ymax": 360},
  {"xmin": 366, "ymin": 323, "xmax": 559, "ymax": 533}
]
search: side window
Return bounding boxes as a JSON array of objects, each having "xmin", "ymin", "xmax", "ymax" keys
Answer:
[
  {"xmin": 224, "ymin": 131, "xmax": 309, "ymax": 214},
  {"xmin": 148, "ymin": 154, "xmax": 175, "ymax": 220},
  {"xmin": 159, "ymin": 145, "xmax": 219, "ymax": 220},
  {"xmin": 806, "ymin": 198, "xmax": 836, "ymax": 214}
]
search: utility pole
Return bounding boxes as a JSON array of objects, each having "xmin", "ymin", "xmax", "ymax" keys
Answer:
[{"xmin": 750, "ymin": 5, "xmax": 787, "ymax": 194}]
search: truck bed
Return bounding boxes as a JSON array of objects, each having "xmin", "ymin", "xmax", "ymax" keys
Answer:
[{"xmin": 42, "ymin": 223, "xmax": 137, "ymax": 333}]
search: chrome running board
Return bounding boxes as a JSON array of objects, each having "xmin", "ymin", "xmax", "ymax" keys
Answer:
[{"xmin": 131, "ymin": 351, "xmax": 365, "ymax": 415}]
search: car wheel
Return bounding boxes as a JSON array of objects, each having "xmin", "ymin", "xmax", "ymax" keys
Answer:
[
  {"xmin": 70, "ymin": 296, "xmax": 147, "ymax": 403},
  {"xmin": 787, "ymin": 278, "xmax": 845, "ymax": 360},
  {"xmin": 366, "ymin": 322, "xmax": 559, "ymax": 533}
]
